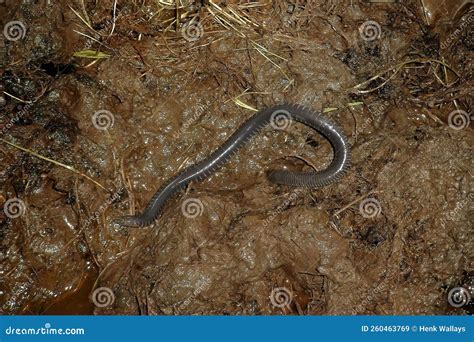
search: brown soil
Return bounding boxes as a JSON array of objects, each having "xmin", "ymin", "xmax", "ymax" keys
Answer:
[{"xmin": 0, "ymin": 0, "xmax": 472, "ymax": 315}]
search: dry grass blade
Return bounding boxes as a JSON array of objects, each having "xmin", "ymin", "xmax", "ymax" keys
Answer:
[
  {"xmin": 227, "ymin": 88, "xmax": 270, "ymax": 111},
  {"xmin": 69, "ymin": 5, "xmax": 96, "ymax": 33},
  {"xmin": 0, "ymin": 138, "xmax": 109, "ymax": 192},
  {"xmin": 251, "ymin": 40, "xmax": 287, "ymax": 61},
  {"xmin": 209, "ymin": 0, "xmax": 255, "ymax": 28},
  {"xmin": 2, "ymin": 92, "xmax": 34, "ymax": 104},
  {"xmin": 73, "ymin": 50, "xmax": 111, "ymax": 59},
  {"xmin": 73, "ymin": 30, "xmax": 103, "ymax": 46},
  {"xmin": 353, "ymin": 58, "xmax": 461, "ymax": 94},
  {"xmin": 107, "ymin": 0, "xmax": 118, "ymax": 38},
  {"xmin": 232, "ymin": 98, "xmax": 258, "ymax": 111}
]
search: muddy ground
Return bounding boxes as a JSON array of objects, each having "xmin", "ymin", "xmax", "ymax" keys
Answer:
[{"xmin": 0, "ymin": 0, "xmax": 472, "ymax": 315}]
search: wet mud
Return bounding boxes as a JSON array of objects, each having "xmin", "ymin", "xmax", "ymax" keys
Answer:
[{"xmin": 0, "ymin": 0, "xmax": 472, "ymax": 315}]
